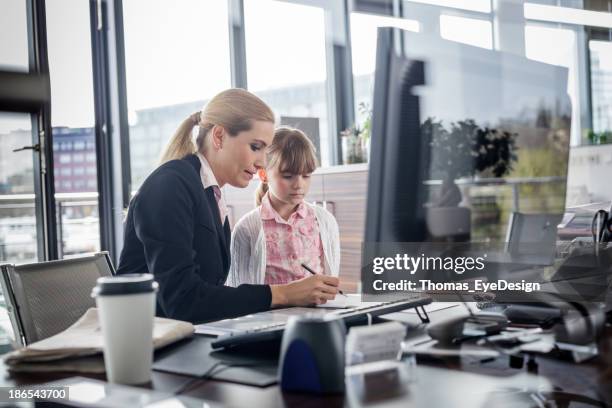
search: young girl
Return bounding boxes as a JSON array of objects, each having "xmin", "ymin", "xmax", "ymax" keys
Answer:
[{"xmin": 228, "ymin": 127, "xmax": 340, "ymax": 287}]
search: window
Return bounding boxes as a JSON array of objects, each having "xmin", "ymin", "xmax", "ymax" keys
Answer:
[
  {"xmin": 524, "ymin": 2, "xmax": 612, "ymax": 28},
  {"xmin": 47, "ymin": 0, "xmax": 100, "ymax": 257},
  {"xmin": 589, "ymin": 41, "xmax": 612, "ymax": 136},
  {"xmin": 0, "ymin": 0, "xmax": 28, "ymax": 71},
  {"xmin": 405, "ymin": 0, "xmax": 491, "ymax": 13},
  {"xmin": 350, "ymin": 12, "xmax": 419, "ymax": 126},
  {"xmin": 123, "ymin": 0, "xmax": 231, "ymax": 188},
  {"xmin": 47, "ymin": 1, "xmax": 95, "ymax": 130},
  {"xmin": 73, "ymin": 167, "xmax": 85, "ymax": 176},
  {"xmin": 86, "ymin": 152, "xmax": 96, "ymax": 162},
  {"xmin": 60, "ymin": 167, "xmax": 72, "ymax": 176},
  {"xmin": 1, "ymin": 2, "xmax": 41, "ymax": 342},
  {"xmin": 0, "ymin": 113, "xmax": 38, "ymax": 263},
  {"xmin": 244, "ymin": 0, "xmax": 331, "ymax": 165},
  {"xmin": 524, "ymin": 24, "xmax": 581, "ymax": 144},
  {"xmin": 439, "ymin": 14, "xmax": 493, "ymax": 49}
]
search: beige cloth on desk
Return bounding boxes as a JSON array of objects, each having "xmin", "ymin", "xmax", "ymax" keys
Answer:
[{"xmin": 3, "ymin": 308, "xmax": 194, "ymax": 373}]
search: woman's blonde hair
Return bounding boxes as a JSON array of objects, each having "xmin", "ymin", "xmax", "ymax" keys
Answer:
[
  {"xmin": 159, "ymin": 88, "xmax": 275, "ymax": 164},
  {"xmin": 255, "ymin": 126, "xmax": 318, "ymax": 206}
]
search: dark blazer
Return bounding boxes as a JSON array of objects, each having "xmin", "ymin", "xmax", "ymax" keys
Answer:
[{"xmin": 117, "ymin": 154, "xmax": 271, "ymax": 323}]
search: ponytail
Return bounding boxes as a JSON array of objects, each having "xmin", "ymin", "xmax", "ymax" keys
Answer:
[
  {"xmin": 159, "ymin": 88, "xmax": 274, "ymax": 166},
  {"xmin": 255, "ymin": 181, "xmax": 268, "ymax": 206},
  {"xmin": 159, "ymin": 112, "xmax": 200, "ymax": 164}
]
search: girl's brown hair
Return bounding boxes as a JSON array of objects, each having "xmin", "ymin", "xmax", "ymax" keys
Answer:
[
  {"xmin": 159, "ymin": 88, "xmax": 275, "ymax": 164},
  {"xmin": 255, "ymin": 126, "xmax": 318, "ymax": 206}
]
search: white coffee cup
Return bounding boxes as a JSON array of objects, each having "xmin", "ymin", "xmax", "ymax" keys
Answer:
[{"xmin": 92, "ymin": 274, "xmax": 159, "ymax": 384}]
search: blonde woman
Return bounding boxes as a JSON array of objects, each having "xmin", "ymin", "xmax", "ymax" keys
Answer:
[
  {"xmin": 117, "ymin": 89, "xmax": 339, "ymax": 324},
  {"xmin": 228, "ymin": 127, "xmax": 340, "ymax": 287}
]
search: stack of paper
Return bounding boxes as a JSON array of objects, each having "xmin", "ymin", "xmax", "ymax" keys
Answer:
[{"xmin": 4, "ymin": 308, "xmax": 194, "ymax": 373}]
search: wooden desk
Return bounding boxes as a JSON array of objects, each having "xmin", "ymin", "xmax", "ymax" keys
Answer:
[{"xmin": 2, "ymin": 308, "xmax": 611, "ymax": 407}]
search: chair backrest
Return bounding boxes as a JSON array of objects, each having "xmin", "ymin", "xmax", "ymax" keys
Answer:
[
  {"xmin": 426, "ymin": 206, "xmax": 471, "ymax": 238},
  {"xmin": 505, "ymin": 212, "xmax": 562, "ymax": 264},
  {"xmin": 0, "ymin": 252, "xmax": 114, "ymax": 346}
]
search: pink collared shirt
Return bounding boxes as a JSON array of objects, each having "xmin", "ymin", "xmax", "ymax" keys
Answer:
[
  {"xmin": 196, "ymin": 153, "xmax": 228, "ymax": 223},
  {"xmin": 260, "ymin": 193, "xmax": 326, "ymax": 285}
]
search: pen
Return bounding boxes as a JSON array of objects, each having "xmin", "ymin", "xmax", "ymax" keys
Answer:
[{"xmin": 301, "ymin": 263, "xmax": 345, "ymax": 296}]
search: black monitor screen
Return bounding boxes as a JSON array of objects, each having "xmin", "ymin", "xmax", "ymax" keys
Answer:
[
  {"xmin": 365, "ymin": 28, "xmax": 571, "ymax": 248},
  {"xmin": 360, "ymin": 28, "xmax": 603, "ymax": 303}
]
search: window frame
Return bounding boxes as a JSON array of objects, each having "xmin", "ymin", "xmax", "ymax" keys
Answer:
[{"xmin": 0, "ymin": 0, "xmax": 58, "ymax": 261}]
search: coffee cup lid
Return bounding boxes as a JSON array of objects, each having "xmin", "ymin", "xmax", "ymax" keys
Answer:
[{"xmin": 92, "ymin": 274, "xmax": 158, "ymax": 297}]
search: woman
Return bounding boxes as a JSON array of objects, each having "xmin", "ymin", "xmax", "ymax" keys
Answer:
[{"xmin": 117, "ymin": 89, "xmax": 339, "ymax": 324}]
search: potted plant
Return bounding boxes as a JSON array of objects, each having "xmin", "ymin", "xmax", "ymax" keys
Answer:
[
  {"xmin": 358, "ymin": 102, "xmax": 372, "ymax": 160},
  {"xmin": 340, "ymin": 125, "xmax": 365, "ymax": 164},
  {"xmin": 340, "ymin": 102, "xmax": 372, "ymax": 164},
  {"xmin": 424, "ymin": 117, "xmax": 518, "ymax": 207},
  {"xmin": 587, "ymin": 129, "xmax": 612, "ymax": 145}
]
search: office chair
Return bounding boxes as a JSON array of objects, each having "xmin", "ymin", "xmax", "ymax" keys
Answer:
[
  {"xmin": 426, "ymin": 206, "xmax": 471, "ymax": 241},
  {"xmin": 0, "ymin": 252, "xmax": 115, "ymax": 346},
  {"xmin": 505, "ymin": 212, "xmax": 562, "ymax": 265}
]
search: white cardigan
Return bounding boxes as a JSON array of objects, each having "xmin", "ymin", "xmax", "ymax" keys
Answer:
[{"xmin": 227, "ymin": 202, "xmax": 340, "ymax": 286}]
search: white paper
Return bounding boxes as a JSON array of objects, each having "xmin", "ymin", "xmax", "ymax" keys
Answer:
[{"xmin": 316, "ymin": 293, "xmax": 363, "ymax": 308}]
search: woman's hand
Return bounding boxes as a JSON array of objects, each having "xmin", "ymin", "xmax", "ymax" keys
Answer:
[{"xmin": 270, "ymin": 275, "xmax": 340, "ymax": 307}]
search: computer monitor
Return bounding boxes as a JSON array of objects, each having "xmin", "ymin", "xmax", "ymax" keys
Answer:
[
  {"xmin": 361, "ymin": 29, "xmax": 612, "ymax": 305},
  {"xmin": 364, "ymin": 27, "xmax": 428, "ymax": 244},
  {"xmin": 364, "ymin": 28, "xmax": 571, "ymax": 252}
]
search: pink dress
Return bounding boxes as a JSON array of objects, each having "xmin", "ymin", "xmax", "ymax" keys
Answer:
[{"xmin": 260, "ymin": 194, "xmax": 326, "ymax": 285}]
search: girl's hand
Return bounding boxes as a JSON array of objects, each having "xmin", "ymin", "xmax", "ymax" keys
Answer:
[{"xmin": 270, "ymin": 275, "xmax": 339, "ymax": 307}]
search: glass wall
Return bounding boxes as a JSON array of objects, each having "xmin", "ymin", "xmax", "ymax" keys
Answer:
[
  {"xmin": 244, "ymin": 0, "xmax": 331, "ymax": 165},
  {"xmin": 590, "ymin": 40, "xmax": 612, "ymax": 136},
  {"xmin": 122, "ymin": 0, "xmax": 231, "ymax": 189},
  {"xmin": 0, "ymin": 113, "xmax": 38, "ymax": 263},
  {"xmin": 439, "ymin": 14, "xmax": 493, "ymax": 49},
  {"xmin": 0, "ymin": 0, "xmax": 35, "ymax": 263},
  {"xmin": 0, "ymin": 112, "xmax": 37, "ymax": 349},
  {"xmin": 405, "ymin": 0, "xmax": 491, "ymax": 13},
  {"xmin": 47, "ymin": 0, "xmax": 100, "ymax": 258},
  {"xmin": 0, "ymin": 0, "xmax": 38, "ymax": 265},
  {"xmin": 350, "ymin": 12, "xmax": 420, "ymax": 127},
  {"xmin": 0, "ymin": 0, "xmax": 28, "ymax": 72},
  {"xmin": 0, "ymin": 0, "xmax": 32, "ymax": 350},
  {"xmin": 524, "ymin": 23, "xmax": 584, "ymax": 147}
]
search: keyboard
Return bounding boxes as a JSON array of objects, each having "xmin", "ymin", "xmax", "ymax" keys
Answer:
[{"xmin": 210, "ymin": 293, "xmax": 431, "ymax": 349}]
